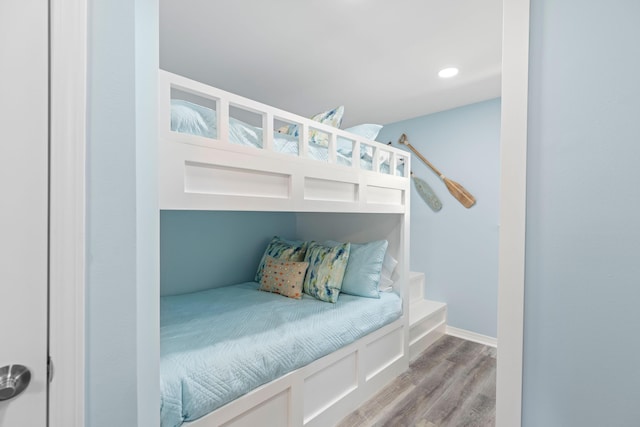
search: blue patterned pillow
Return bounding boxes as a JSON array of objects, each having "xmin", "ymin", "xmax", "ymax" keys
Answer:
[
  {"xmin": 303, "ymin": 242, "xmax": 351, "ymax": 303},
  {"xmin": 325, "ymin": 240, "xmax": 388, "ymax": 299},
  {"xmin": 279, "ymin": 105, "xmax": 345, "ymax": 147},
  {"xmin": 255, "ymin": 236, "xmax": 309, "ymax": 283}
]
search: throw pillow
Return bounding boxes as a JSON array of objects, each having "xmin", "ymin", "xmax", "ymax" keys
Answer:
[
  {"xmin": 303, "ymin": 242, "xmax": 351, "ymax": 303},
  {"xmin": 324, "ymin": 239, "xmax": 388, "ymax": 298},
  {"xmin": 255, "ymin": 236, "xmax": 309, "ymax": 283},
  {"xmin": 259, "ymin": 256, "xmax": 309, "ymax": 299}
]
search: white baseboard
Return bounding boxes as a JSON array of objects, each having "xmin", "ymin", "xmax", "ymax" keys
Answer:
[{"xmin": 446, "ymin": 326, "xmax": 497, "ymax": 348}]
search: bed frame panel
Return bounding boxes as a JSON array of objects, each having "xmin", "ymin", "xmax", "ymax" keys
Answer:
[{"xmin": 159, "ymin": 71, "xmax": 411, "ymax": 213}]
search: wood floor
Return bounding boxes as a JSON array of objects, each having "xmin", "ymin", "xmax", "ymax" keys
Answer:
[{"xmin": 337, "ymin": 335, "xmax": 496, "ymax": 427}]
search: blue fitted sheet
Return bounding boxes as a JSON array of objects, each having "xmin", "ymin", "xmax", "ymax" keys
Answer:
[{"xmin": 160, "ymin": 282, "xmax": 402, "ymax": 427}]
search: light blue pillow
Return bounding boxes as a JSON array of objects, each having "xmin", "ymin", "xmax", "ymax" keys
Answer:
[
  {"xmin": 324, "ymin": 239, "xmax": 388, "ymax": 299},
  {"xmin": 337, "ymin": 124, "xmax": 384, "ymax": 158},
  {"xmin": 343, "ymin": 124, "xmax": 383, "ymax": 141},
  {"xmin": 170, "ymin": 99, "xmax": 217, "ymax": 138},
  {"xmin": 303, "ymin": 242, "xmax": 351, "ymax": 303}
]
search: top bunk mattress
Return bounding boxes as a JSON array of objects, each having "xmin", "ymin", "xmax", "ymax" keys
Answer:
[{"xmin": 160, "ymin": 281, "xmax": 402, "ymax": 427}]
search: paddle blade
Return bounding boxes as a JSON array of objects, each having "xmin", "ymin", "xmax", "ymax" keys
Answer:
[
  {"xmin": 412, "ymin": 174, "xmax": 443, "ymax": 212},
  {"xmin": 443, "ymin": 178, "xmax": 476, "ymax": 208}
]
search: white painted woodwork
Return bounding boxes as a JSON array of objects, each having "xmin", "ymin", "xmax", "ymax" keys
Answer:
[
  {"xmin": 159, "ymin": 71, "xmax": 410, "ymax": 213},
  {"xmin": 364, "ymin": 327, "xmax": 405, "ymax": 381},
  {"xmin": 366, "ymin": 185, "xmax": 404, "ymax": 206},
  {"xmin": 220, "ymin": 390, "xmax": 290, "ymax": 427},
  {"xmin": 446, "ymin": 326, "xmax": 498, "ymax": 348},
  {"xmin": 497, "ymin": 0, "xmax": 530, "ymax": 425},
  {"xmin": 303, "ymin": 353, "xmax": 358, "ymax": 424},
  {"xmin": 0, "ymin": 1, "xmax": 49, "ymax": 425},
  {"xmin": 48, "ymin": 0, "xmax": 87, "ymax": 425},
  {"xmin": 407, "ymin": 272, "xmax": 448, "ymax": 362},
  {"xmin": 409, "ymin": 271, "xmax": 426, "ymax": 302},
  {"xmin": 184, "ymin": 162, "xmax": 290, "ymax": 199},
  {"xmin": 303, "ymin": 177, "xmax": 358, "ymax": 203}
]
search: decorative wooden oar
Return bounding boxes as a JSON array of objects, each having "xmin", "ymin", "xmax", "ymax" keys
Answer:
[
  {"xmin": 411, "ymin": 171, "xmax": 442, "ymax": 212},
  {"xmin": 398, "ymin": 133, "xmax": 476, "ymax": 208},
  {"xmin": 385, "ymin": 141, "xmax": 442, "ymax": 212}
]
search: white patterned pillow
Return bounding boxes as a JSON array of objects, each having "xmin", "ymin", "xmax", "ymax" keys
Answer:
[{"xmin": 302, "ymin": 242, "xmax": 351, "ymax": 303}]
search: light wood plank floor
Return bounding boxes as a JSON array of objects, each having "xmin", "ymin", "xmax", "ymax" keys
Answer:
[{"xmin": 337, "ymin": 335, "xmax": 496, "ymax": 427}]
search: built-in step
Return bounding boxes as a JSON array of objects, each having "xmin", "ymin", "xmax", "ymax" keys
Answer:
[{"xmin": 408, "ymin": 272, "xmax": 447, "ymax": 361}]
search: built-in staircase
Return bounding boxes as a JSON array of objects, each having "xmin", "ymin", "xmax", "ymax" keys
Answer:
[{"xmin": 408, "ymin": 271, "xmax": 447, "ymax": 361}]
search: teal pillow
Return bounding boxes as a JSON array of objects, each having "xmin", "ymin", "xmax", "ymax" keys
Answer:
[
  {"xmin": 325, "ymin": 240, "xmax": 388, "ymax": 299},
  {"xmin": 255, "ymin": 236, "xmax": 309, "ymax": 283},
  {"xmin": 303, "ymin": 242, "xmax": 351, "ymax": 303}
]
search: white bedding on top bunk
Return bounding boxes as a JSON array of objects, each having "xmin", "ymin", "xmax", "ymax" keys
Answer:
[
  {"xmin": 160, "ymin": 282, "xmax": 402, "ymax": 427},
  {"xmin": 170, "ymin": 99, "xmax": 404, "ymax": 175}
]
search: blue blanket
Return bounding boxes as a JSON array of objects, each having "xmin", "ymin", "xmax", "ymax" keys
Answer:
[{"xmin": 160, "ymin": 282, "xmax": 402, "ymax": 426}]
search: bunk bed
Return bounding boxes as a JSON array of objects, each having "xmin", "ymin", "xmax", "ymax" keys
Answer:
[{"xmin": 158, "ymin": 70, "xmax": 414, "ymax": 427}]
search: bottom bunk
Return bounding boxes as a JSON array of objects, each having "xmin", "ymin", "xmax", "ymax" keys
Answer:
[
  {"xmin": 159, "ymin": 211, "xmax": 412, "ymax": 426},
  {"xmin": 160, "ymin": 282, "xmax": 405, "ymax": 427}
]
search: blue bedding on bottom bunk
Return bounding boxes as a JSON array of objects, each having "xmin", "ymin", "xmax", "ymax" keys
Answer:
[{"xmin": 160, "ymin": 282, "xmax": 402, "ymax": 427}]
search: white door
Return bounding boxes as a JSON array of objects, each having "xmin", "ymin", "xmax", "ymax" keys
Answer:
[{"xmin": 0, "ymin": 0, "xmax": 49, "ymax": 426}]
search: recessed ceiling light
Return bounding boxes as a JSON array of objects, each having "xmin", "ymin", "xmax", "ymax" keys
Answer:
[{"xmin": 438, "ymin": 67, "xmax": 459, "ymax": 78}]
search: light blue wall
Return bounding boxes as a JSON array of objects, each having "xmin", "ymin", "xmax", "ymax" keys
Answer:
[
  {"xmin": 523, "ymin": 1, "xmax": 640, "ymax": 426},
  {"xmin": 86, "ymin": 0, "xmax": 159, "ymax": 425},
  {"xmin": 160, "ymin": 211, "xmax": 297, "ymax": 296},
  {"xmin": 377, "ymin": 99, "xmax": 501, "ymax": 338}
]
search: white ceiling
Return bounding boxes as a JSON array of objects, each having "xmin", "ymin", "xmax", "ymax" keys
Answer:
[{"xmin": 159, "ymin": 0, "xmax": 502, "ymax": 127}]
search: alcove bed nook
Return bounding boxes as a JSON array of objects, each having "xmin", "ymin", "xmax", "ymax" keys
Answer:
[{"xmin": 158, "ymin": 71, "xmax": 438, "ymax": 427}]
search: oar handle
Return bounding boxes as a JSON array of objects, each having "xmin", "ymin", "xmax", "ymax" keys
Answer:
[{"xmin": 398, "ymin": 134, "xmax": 444, "ymax": 179}]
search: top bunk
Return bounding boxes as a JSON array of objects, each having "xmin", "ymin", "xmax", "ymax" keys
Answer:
[{"xmin": 158, "ymin": 70, "xmax": 411, "ymax": 213}]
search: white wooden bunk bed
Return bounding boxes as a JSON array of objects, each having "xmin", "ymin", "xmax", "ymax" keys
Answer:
[{"xmin": 158, "ymin": 70, "xmax": 415, "ymax": 427}]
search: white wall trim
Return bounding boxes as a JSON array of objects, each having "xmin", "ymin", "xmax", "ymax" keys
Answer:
[
  {"xmin": 497, "ymin": 0, "xmax": 530, "ymax": 426},
  {"xmin": 49, "ymin": 0, "xmax": 87, "ymax": 425},
  {"xmin": 446, "ymin": 326, "xmax": 498, "ymax": 348}
]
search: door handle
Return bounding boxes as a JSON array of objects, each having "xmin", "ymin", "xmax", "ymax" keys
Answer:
[{"xmin": 0, "ymin": 365, "xmax": 31, "ymax": 401}]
